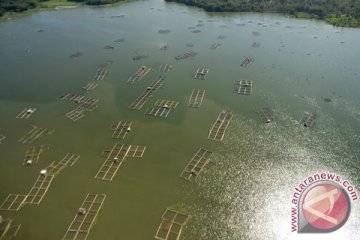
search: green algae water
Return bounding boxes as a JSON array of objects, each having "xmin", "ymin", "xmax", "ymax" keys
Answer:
[{"xmin": 1, "ymin": 0, "xmax": 360, "ymax": 239}]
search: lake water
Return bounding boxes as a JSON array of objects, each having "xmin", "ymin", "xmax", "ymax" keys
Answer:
[{"xmin": 0, "ymin": 0, "xmax": 359, "ymax": 239}]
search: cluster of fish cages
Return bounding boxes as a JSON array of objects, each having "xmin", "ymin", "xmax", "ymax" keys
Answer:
[
  {"xmin": 60, "ymin": 94, "xmax": 99, "ymax": 121},
  {"xmin": 175, "ymin": 52, "xmax": 197, "ymax": 60},
  {"xmin": 145, "ymin": 99, "xmax": 178, "ymax": 118},
  {"xmin": 129, "ymin": 77, "xmax": 164, "ymax": 110},
  {"xmin": 127, "ymin": 66, "xmax": 152, "ymax": 84},
  {"xmin": 95, "ymin": 143, "xmax": 146, "ymax": 181},
  {"xmin": 0, "ymin": 153, "xmax": 80, "ymax": 211}
]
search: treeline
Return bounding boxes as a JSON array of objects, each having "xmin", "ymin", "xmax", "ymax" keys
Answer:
[
  {"xmin": 0, "ymin": 0, "xmax": 39, "ymax": 16},
  {"xmin": 0, "ymin": 0, "xmax": 122, "ymax": 17},
  {"xmin": 165, "ymin": 0, "xmax": 360, "ymax": 27},
  {"xmin": 70, "ymin": 0, "xmax": 118, "ymax": 5}
]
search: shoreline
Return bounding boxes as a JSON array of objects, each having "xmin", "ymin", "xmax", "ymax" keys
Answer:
[
  {"xmin": 2, "ymin": 0, "xmax": 359, "ymax": 28},
  {"xmin": 164, "ymin": 0, "xmax": 360, "ymax": 28},
  {"xmin": 0, "ymin": 0, "xmax": 82, "ymax": 21},
  {"xmin": 0, "ymin": 0, "xmax": 133, "ymax": 22}
]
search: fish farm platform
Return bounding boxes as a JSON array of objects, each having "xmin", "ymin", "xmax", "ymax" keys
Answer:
[
  {"xmin": 154, "ymin": 208, "xmax": 189, "ymax": 240},
  {"xmin": 62, "ymin": 193, "xmax": 106, "ymax": 240},
  {"xmin": 16, "ymin": 107, "xmax": 36, "ymax": 119},
  {"xmin": 129, "ymin": 77, "xmax": 164, "ymax": 110},
  {"xmin": 194, "ymin": 68, "xmax": 209, "ymax": 80},
  {"xmin": 300, "ymin": 112, "xmax": 316, "ymax": 127},
  {"xmin": 208, "ymin": 110, "xmax": 233, "ymax": 141},
  {"xmin": 95, "ymin": 144, "xmax": 146, "ymax": 181},
  {"xmin": 234, "ymin": 80, "xmax": 253, "ymax": 95},
  {"xmin": 180, "ymin": 148, "xmax": 212, "ymax": 181},
  {"xmin": 111, "ymin": 121, "xmax": 132, "ymax": 139},
  {"xmin": 127, "ymin": 66, "xmax": 151, "ymax": 84},
  {"xmin": 188, "ymin": 89, "xmax": 205, "ymax": 108}
]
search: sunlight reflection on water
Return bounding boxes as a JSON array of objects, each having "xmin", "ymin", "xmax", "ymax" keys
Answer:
[{"xmin": 184, "ymin": 93, "xmax": 359, "ymax": 239}]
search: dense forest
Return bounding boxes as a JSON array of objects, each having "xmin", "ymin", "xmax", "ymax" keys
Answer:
[
  {"xmin": 0, "ymin": 0, "xmax": 122, "ymax": 17},
  {"xmin": 165, "ymin": 0, "xmax": 360, "ymax": 27},
  {"xmin": 1, "ymin": 0, "xmax": 360, "ymax": 27}
]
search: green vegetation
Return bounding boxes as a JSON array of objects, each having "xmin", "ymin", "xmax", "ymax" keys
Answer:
[
  {"xmin": 0, "ymin": 0, "xmax": 124, "ymax": 18},
  {"xmin": 169, "ymin": 203, "xmax": 188, "ymax": 214},
  {"xmin": 165, "ymin": 0, "xmax": 360, "ymax": 27},
  {"xmin": 39, "ymin": 0, "xmax": 80, "ymax": 8}
]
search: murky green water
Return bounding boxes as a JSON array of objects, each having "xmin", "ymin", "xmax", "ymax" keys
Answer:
[{"xmin": 0, "ymin": 0, "xmax": 359, "ymax": 239}]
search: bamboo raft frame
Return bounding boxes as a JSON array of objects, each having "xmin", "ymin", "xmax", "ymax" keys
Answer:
[
  {"xmin": 62, "ymin": 193, "xmax": 106, "ymax": 240},
  {"xmin": 23, "ymin": 145, "xmax": 46, "ymax": 165},
  {"xmin": 0, "ymin": 218, "xmax": 21, "ymax": 240},
  {"xmin": 145, "ymin": 107, "xmax": 171, "ymax": 118},
  {"xmin": 0, "ymin": 194, "xmax": 27, "ymax": 211},
  {"xmin": 0, "ymin": 135, "xmax": 5, "ymax": 144},
  {"xmin": 65, "ymin": 107, "xmax": 85, "ymax": 122},
  {"xmin": 233, "ymin": 80, "xmax": 253, "ymax": 95},
  {"xmin": 1, "ymin": 153, "xmax": 78, "ymax": 211},
  {"xmin": 16, "ymin": 107, "xmax": 36, "ymax": 119},
  {"xmin": 18, "ymin": 125, "xmax": 49, "ymax": 144},
  {"xmin": 240, "ymin": 57, "xmax": 255, "ymax": 67},
  {"xmin": 188, "ymin": 89, "xmax": 205, "ymax": 108},
  {"xmin": 45, "ymin": 153, "xmax": 80, "ymax": 175},
  {"xmin": 258, "ymin": 108, "xmax": 273, "ymax": 123},
  {"xmin": 129, "ymin": 77, "xmax": 164, "ymax": 110},
  {"xmin": 93, "ymin": 68, "xmax": 108, "ymax": 81},
  {"xmin": 175, "ymin": 52, "xmax": 197, "ymax": 60},
  {"xmin": 126, "ymin": 145, "xmax": 146, "ymax": 158},
  {"xmin": 95, "ymin": 144, "xmax": 146, "ymax": 181},
  {"xmin": 180, "ymin": 148, "xmax": 212, "ymax": 181},
  {"xmin": 300, "ymin": 112, "xmax": 316, "ymax": 127},
  {"xmin": 82, "ymin": 82, "xmax": 98, "ymax": 91},
  {"xmin": 60, "ymin": 94, "xmax": 99, "ymax": 106},
  {"xmin": 194, "ymin": 68, "xmax": 209, "ymax": 80},
  {"xmin": 209, "ymin": 43, "xmax": 221, "ymax": 49},
  {"xmin": 127, "ymin": 66, "xmax": 152, "ymax": 84},
  {"xmin": 208, "ymin": 110, "xmax": 233, "ymax": 141},
  {"xmin": 61, "ymin": 94, "xmax": 99, "ymax": 121},
  {"xmin": 159, "ymin": 64, "xmax": 172, "ymax": 73},
  {"xmin": 110, "ymin": 121, "xmax": 132, "ymax": 139},
  {"xmin": 154, "ymin": 208, "xmax": 189, "ymax": 240},
  {"xmin": 145, "ymin": 99, "xmax": 178, "ymax": 118},
  {"xmin": 24, "ymin": 174, "xmax": 54, "ymax": 205},
  {"xmin": 154, "ymin": 99, "xmax": 178, "ymax": 108}
]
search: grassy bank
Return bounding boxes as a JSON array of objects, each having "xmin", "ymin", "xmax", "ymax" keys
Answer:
[
  {"xmin": 0, "ymin": 0, "xmax": 82, "ymax": 20},
  {"xmin": 0, "ymin": 0, "xmax": 130, "ymax": 20},
  {"xmin": 39, "ymin": 0, "xmax": 81, "ymax": 8}
]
